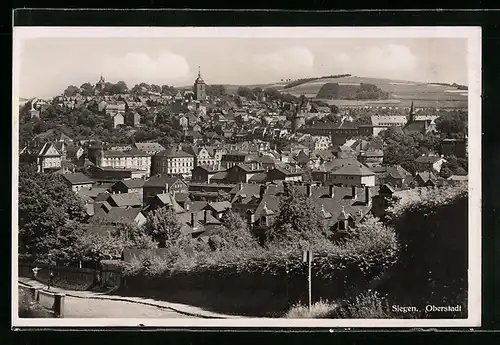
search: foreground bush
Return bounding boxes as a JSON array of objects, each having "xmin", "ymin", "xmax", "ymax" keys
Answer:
[
  {"xmin": 380, "ymin": 183, "xmax": 469, "ymax": 317},
  {"xmin": 330, "ymin": 291, "xmax": 393, "ymax": 319},
  {"xmin": 18, "ymin": 289, "xmax": 52, "ymax": 318},
  {"xmin": 285, "ymin": 299, "xmax": 336, "ymax": 319}
]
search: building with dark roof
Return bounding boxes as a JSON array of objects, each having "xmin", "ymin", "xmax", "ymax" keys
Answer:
[
  {"xmin": 329, "ymin": 163, "xmax": 375, "ymax": 187},
  {"xmin": 143, "ymin": 174, "xmax": 188, "ymax": 205},
  {"xmin": 62, "ymin": 172, "xmax": 94, "ymax": 192}
]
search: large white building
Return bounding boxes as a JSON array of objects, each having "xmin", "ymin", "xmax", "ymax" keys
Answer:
[
  {"xmin": 36, "ymin": 142, "xmax": 63, "ymax": 173},
  {"xmin": 151, "ymin": 149, "xmax": 195, "ymax": 176},
  {"xmin": 98, "ymin": 148, "xmax": 151, "ymax": 176}
]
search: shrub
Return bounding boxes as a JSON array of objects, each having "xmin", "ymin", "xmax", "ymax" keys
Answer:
[
  {"xmin": 285, "ymin": 299, "xmax": 336, "ymax": 318},
  {"xmin": 18, "ymin": 289, "xmax": 52, "ymax": 318},
  {"xmin": 330, "ymin": 290, "xmax": 393, "ymax": 319}
]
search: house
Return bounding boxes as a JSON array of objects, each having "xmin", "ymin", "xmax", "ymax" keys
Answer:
[
  {"xmin": 358, "ymin": 150, "xmax": 384, "ymax": 167},
  {"xmin": 266, "ymin": 165, "xmax": 303, "ymax": 182},
  {"xmin": 413, "ymin": 171, "xmax": 438, "ymax": 187},
  {"xmin": 77, "ymin": 186, "xmax": 110, "ymax": 204},
  {"xmin": 88, "ymin": 166, "xmax": 148, "ymax": 182},
  {"xmin": 414, "ymin": 154, "xmax": 447, "ymax": 173},
  {"xmin": 110, "ymin": 178, "xmax": 146, "ymax": 202},
  {"xmin": 147, "ymin": 193, "xmax": 185, "ymax": 213},
  {"xmin": 178, "ymin": 210, "xmax": 222, "ymax": 238},
  {"xmin": 126, "ymin": 111, "xmax": 141, "ymax": 127},
  {"xmin": 65, "ymin": 145, "xmax": 84, "ymax": 161},
  {"xmin": 191, "ymin": 165, "xmax": 224, "ymax": 183},
  {"xmin": 371, "ymin": 165, "xmax": 412, "ymax": 188},
  {"xmin": 111, "ymin": 113, "xmax": 125, "ymax": 128},
  {"xmin": 93, "ymin": 207, "xmax": 147, "ymax": 227},
  {"xmin": 329, "ymin": 164, "xmax": 376, "ymax": 187},
  {"xmin": 105, "ymin": 102, "xmax": 126, "ymax": 116},
  {"xmin": 36, "ymin": 142, "xmax": 62, "ymax": 173},
  {"xmin": 62, "ymin": 173, "xmax": 94, "ymax": 192},
  {"xmin": 143, "ymin": 174, "xmax": 188, "ymax": 205},
  {"xmin": 106, "ymin": 193, "xmax": 143, "ymax": 208},
  {"xmin": 133, "ymin": 142, "xmax": 165, "ymax": 155},
  {"xmin": 358, "ymin": 115, "xmax": 408, "ymax": 137},
  {"xmin": 224, "ymin": 163, "xmax": 265, "ymax": 184},
  {"xmin": 301, "ymin": 135, "xmax": 332, "ymax": 151},
  {"xmin": 220, "ymin": 152, "xmax": 250, "ymax": 169},
  {"xmin": 151, "ymin": 149, "xmax": 195, "ymax": 176},
  {"xmin": 202, "ymin": 201, "xmax": 232, "ymax": 220}
]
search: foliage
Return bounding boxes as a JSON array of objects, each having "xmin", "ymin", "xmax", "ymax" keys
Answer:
[
  {"xmin": 205, "ymin": 85, "xmax": 227, "ymax": 98},
  {"xmin": 18, "ymin": 289, "xmax": 53, "ymax": 318},
  {"xmin": 265, "ymin": 185, "xmax": 326, "ymax": 246},
  {"xmin": 64, "ymin": 85, "xmax": 80, "ymax": 97},
  {"xmin": 215, "ymin": 190, "xmax": 232, "ymax": 202},
  {"xmin": 381, "ymin": 127, "xmax": 421, "ymax": 174},
  {"xmin": 208, "ymin": 211, "xmax": 259, "ymax": 251},
  {"xmin": 330, "ymin": 290, "xmax": 393, "ymax": 318},
  {"xmin": 18, "ymin": 164, "xmax": 88, "ymax": 264},
  {"xmin": 316, "ymin": 82, "xmax": 389, "ymax": 100},
  {"xmin": 380, "ymin": 184, "xmax": 468, "ymax": 313},
  {"xmin": 439, "ymin": 154, "xmax": 467, "ymax": 178},
  {"xmin": 142, "ymin": 207, "xmax": 183, "ymax": 248},
  {"xmin": 285, "ymin": 299, "xmax": 335, "ymax": 318},
  {"xmin": 435, "ymin": 111, "xmax": 468, "ymax": 137}
]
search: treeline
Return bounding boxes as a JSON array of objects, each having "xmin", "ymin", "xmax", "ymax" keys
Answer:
[
  {"xmin": 316, "ymin": 82, "xmax": 389, "ymax": 100},
  {"xmin": 429, "ymin": 82, "xmax": 468, "ymax": 90},
  {"xmin": 283, "ymin": 74, "xmax": 352, "ymax": 89},
  {"xmin": 19, "ymin": 103, "xmax": 182, "ymax": 149}
]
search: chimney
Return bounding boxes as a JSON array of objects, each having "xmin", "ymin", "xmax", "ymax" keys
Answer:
[
  {"xmin": 164, "ymin": 183, "xmax": 169, "ymax": 194},
  {"xmin": 352, "ymin": 185, "xmax": 357, "ymax": 199},
  {"xmin": 365, "ymin": 186, "xmax": 371, "ymax": 206},
  {"xmin": 329, "ymin": 184, "xmax": 334, "ymax": 198},
  {"xmin": 204, "ymin": 210, "xmax": 209, "ymax": 224},
  {"xmin": 191, "ymin": 212, "xmax": 196, "ymax": 227},
  {"xmin": 306, "ymin": 183, "xmax": 312, "ymax": 197},
  {"xmin": 259, "ymin": 184, "xmax": 268, "ymax": 199},
  {"xmin": 238, "ymin": 182, "xmax": 243, "ymax": 191},
  {"xmin": 185, "ymin": 203, "xmax": 190, "ymax": 211}
]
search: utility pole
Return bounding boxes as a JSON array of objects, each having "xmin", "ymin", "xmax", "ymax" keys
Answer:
[{"xmin": 303, "ymin": 250, "xmax": 313, "ymax": 312}]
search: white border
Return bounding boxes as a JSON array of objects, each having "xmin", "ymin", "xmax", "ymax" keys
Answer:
[{"xmin": 12, "ymin": 26, "xmax": 482, "ymax": 329}]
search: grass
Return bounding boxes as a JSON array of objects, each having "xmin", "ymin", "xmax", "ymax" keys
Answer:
[{"xmin": 285, "ymin": 299, "xmax": 336, "ymax": 318}]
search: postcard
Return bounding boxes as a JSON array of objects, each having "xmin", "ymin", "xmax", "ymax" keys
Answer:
[{"xmin": 12, "ymin": 26, "xmax": 481, "ymax": 328}]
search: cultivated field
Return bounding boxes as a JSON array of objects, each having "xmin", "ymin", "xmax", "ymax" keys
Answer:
[{"xmin": 223, "ymin": 76, "xmax": 469, "ymax": 109}]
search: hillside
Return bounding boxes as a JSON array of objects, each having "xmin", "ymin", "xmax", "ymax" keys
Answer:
[{"xmin": 221, "ymin": 76, "xmax": 468, "ymax": 109}]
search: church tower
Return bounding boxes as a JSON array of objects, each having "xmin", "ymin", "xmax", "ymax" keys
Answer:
[
  {"xmin": 409, "ymin": 100, "xmax": 416, "ymax": 123},
  {"xmin": 193, "ymin": 66, "xmax": 206, "ymax": 101}
]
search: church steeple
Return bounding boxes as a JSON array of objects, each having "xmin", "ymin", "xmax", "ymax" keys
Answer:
[
  {"xmin": 409, "ymin": 101, "xmax": 416, "ymax": 122},
  {"xmin": 194, "ymin": 65, "xmax": 206, "ymax": 101}
]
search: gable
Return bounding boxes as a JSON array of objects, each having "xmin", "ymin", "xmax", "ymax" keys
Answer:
[{"xmin": 44, "ymin": 145, "xmax": 61, "ymax": 157}]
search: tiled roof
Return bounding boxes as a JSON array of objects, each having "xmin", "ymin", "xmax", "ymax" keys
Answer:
[
  {"xmin": 152, "ymin": 193, "xmax": 185, "ymax": 213},
  {"xmin": 107, "ymin": 193, "xmax": 142, "ymax": 207},
  {"xmin": 204, "ymin": 201, "xmax": 231, "ymax": 213},
  {"xmin": 155, "ymin": 149, "xmax": 194, "ymax": 158},
  {"xmin": 95, "ymin": 207, "xmax": 144, "ymax": 224},
  {"xmin": 62, "ymin": 173, "xmax": 94, "ymax": 185},
  {"xmin": 330, "ymin": 164, "xmax": 375, "ymax": 176},
  {"xmin": 119, "ymin": 178, "xmax": 146, "ymax": 189}
]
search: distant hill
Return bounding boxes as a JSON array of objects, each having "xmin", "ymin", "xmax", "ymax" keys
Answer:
[{"xmin": 189, "ymin": 75, "xmax": 469, "ymax": 109}]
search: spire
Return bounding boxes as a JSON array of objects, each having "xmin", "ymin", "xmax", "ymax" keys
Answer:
[
  {"xmin": 198, "ymin": 66, "xmax": 201, "ymax": 78},
  {"xmin": 410, "ymin": 100, "xmax": 415, "ymax": 114}
]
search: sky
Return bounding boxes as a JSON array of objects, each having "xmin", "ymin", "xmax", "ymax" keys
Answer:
[{"xmin": 16, "ymin": 36, "xmax": 468, "ymax": 99}]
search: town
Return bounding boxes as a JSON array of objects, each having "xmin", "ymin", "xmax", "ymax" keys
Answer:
[{"xmin": 17, "ymin": 69, "xmax": 469, "ymax": 319}]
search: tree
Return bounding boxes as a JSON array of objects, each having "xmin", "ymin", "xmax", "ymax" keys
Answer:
[
  {"xmin": 150, "ymin": 84, "xmax": 161, "ymax": 93},
  {"xmin": 206, "ymin": 85, "xmax": 227, "ymax": 98},
  {"xmin": 111, "ymin": 81, "xmax": 129, "ymax": 94},
  {"xmin": 208, "ymin": 211, "xmax": 259, "ymax": 251},
  {"xmin": 80, "ymin": 82, "xmax": 95, "ymax": 97},
  {"xmin": 237, "ymin": 86, "xmax": 255, "ymax": 99},
  {"xmin": 266, "ymin": 185, "xmax": 325, "ymax": 246},
  {"xmin": 142, "ymin": 207, "xmax": 183, "ymax": 248},
  {"xmin": 264, "ymin": 87, "xmax": 282, "ymax": 101},
  {"xmin": 18, "ymin": 165, "xmax": 88, "ymax": 263},
  {"xmin": 64, "ymin": 85, "xmax": 79, "ymax": 97},
  {"xmin": 302, "ymin": 166, "xmax": 313, "ymax": 182},
  {"xmin": 382, "ymin": 127, "xmax": 421, "ymax": 173}
]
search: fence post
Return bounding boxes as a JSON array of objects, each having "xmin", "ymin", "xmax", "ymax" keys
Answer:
[{"xmin": 53, "ymin": 293, "xmax": 65, "ymax": 318}]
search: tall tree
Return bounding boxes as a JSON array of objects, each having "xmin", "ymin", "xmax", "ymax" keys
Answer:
[
  {"xmin": 142, "ymin": 207, "xmax": 183, "ymax": 248},
  {"xmin": 64, "ymin": 85, "xmax": 79, "ymax": 97}
]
